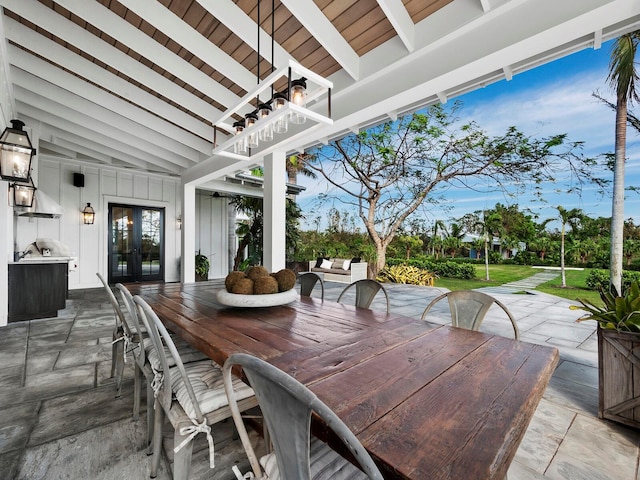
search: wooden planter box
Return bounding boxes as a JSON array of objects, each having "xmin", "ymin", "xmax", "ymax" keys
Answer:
[{"xmin": 598, "ymin": 326, "xmax": 640, "ymax": 429}]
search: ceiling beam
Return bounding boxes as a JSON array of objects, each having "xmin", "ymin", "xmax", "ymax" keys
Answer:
[
  {"xmin": 16, "ymin": 103, "xmax": 182, "ymax": 174},
  {"xmin": 117, "ymin": 0, "xmax": 255, "ymax": 92},
  {"xmin": 4, "ymin": 19, "xmax": 214, "ymax": 142},
  {"xmin": 1, "ymin": 0, "xmax": 224, "ymax": 124},
  {"xmin": 12, "ymin": 69, "xmax": 198, "ymax": 167},
  {"xmin": 376, "ymin": 0, "xmax": 415, "ymax": 52},
  {"xmin": 43, "ymin": 137, "xmax": 113, "ymax": 164},
  {"xmin": 195, "ymin": 0, "xmax": 290, "ymax": 69},
  {"xmin": 280, "ymin": 0, "xmax": 360, "ymax": 80},
  {"xmin": 53, "ymin": 0, "xmax": 243, "ymax": 112}
]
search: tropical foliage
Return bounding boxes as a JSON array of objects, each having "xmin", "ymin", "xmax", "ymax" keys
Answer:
[{"xmin": 573, "ymin": 281, "xmax": 640, "ymax": 332}]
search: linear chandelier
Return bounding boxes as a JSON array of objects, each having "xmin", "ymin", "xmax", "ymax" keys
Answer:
[{"xmin": 212, "ymin": 1, "xmax": 332, "ymax": 162}]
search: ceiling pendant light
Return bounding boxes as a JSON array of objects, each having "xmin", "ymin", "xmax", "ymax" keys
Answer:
[
  {"xmin": 258, "ymin": 103, "xmax": 274, "ymax": 141},
  {"xmin": 210, "ymin": 0, "xmax": 332, "ymax": 161},
  {"xmin": 289, "ymin": 78, "xmax": 307, "ymax": 124},
  {"xmin": 245, "ymin": 113, "xmax": 259, "ymax": 148}
]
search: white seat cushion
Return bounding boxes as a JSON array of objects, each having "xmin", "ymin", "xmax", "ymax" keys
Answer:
[
  {"xmin": 260, "ymin": 437, "xmax": 368, "ymax": 480},
  {"xmin": 143, "ymin": 336, "xmax": 208, "ymax": 371},
  {"xmin": 170, "ymin": 360, "xmax": 255, "ymax": 418}
]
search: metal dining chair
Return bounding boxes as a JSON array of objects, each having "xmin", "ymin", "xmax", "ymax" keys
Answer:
[
  {"xmin": 97, "ymin": 272, "xmax": 133, "ymax": 397},
  {"xmin": 337, "ymin": 279, "xmax": 390, "ymax": 312},
  {"xmin": 223, "ymin": 353, "xmax": 384, "ymax": 480},
  {"xmin": 421, "ymin": 290, "xmax": 520, "ymax": 340},
  {"xmin": 133, "ymin": 295, "xmax": 258, "ymax": 480},
  {"xmin": 115, "ymin": 283, "xmax": 211, "ymax": 454},
  {"xmin": 298, "ymin": 272, "xmax": 324, "ymax": 299}
]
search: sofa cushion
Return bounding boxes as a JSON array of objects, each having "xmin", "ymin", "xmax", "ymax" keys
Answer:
[
  {"xmin": 331, "ymin": 258, "xmax": 347, "ymax": 270},
  {"xmin": 315, "ymin": 257, "xmax": 328, "ymax": 268},
  {"xmin": 320, "ymin": 258, "xmax": 333, "ymax": 269}
]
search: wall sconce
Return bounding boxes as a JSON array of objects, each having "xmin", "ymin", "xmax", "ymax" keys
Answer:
[
  {"xmin": 82, "ymin": 202, "xmax": 95, "ymax": 224},
  {"xmin": 9, "ymin": 177, "xmax": 36, "ymax": 207},
  {"xmin": 0, "ymin": 119, "xmax": 36, "ymax": 182}
]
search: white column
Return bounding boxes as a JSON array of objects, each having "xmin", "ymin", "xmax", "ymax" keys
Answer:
[
  {"xmin": 263, "ymin": 150, "xmax": 286, "ymax": 272},
  {"xmin": 0, "ymin": 199, "xmax": 11, "ymax": 326},
  {"xmin": 181, "ymin": 182, "xmax": 196, "ymax": 283}
]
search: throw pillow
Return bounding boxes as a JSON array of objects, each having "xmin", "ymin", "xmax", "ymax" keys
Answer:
[
  {"xmin": 351, "ymin": 257, "xmax": 361, "ymax": 265},
  {"xmin": 320, "ymin": 258, "xmax": 333, "ymax": 269},
  {"xmin": 315, "ymin": 257, "xmax": 325, "ymax": 268},
  {"xmin": 342, "ymin": 259, "xmax": 351, "ymax": 270}
]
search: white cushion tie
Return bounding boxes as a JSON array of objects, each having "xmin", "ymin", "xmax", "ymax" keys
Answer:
[
  {"xmin": 111, "ymin": 333, "xmax": 131, "ymax": 364},
  {"xmin": 174, "ymin": 418, "xmax": 215, "ymax": 469},
  {"xmin": 150, "ymin": 364, "xmax": 164, "ymax": 398}
]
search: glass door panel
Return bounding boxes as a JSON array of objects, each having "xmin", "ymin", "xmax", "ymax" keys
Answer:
[{"xmin": 108, "ymin": 204, "xmax": 164, "ymax": 283}]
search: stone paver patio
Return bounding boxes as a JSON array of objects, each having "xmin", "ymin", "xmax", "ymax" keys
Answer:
[{"xmin": 0, "ymin": 274, "xmax": 638, "ymax": 479}]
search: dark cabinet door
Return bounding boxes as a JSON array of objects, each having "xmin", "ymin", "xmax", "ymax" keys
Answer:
[{"xmin": 9, "ymin": 263, "xmax": 68, "ymax": 322}]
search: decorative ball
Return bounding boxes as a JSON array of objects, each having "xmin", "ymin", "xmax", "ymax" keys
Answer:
[
  {"xmin": 225, "ymin": 271, "xmax": 246, "ymax": 292},
  {"xmin": 246, "ymin": 265, "xmax": 270, "ymax": 281},
  {"xmin": 273, "ymin": 269, "xmax": 296, "ymax": 292},
  {"xmin": 253, "ymin": 275, "xmax": 279, "ymax": 294},
  {"xmin": 231, "ymin": 277, "xmax": 254, "ymax": 295}
]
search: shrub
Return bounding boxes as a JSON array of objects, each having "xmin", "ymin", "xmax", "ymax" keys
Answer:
[
  {"xmin": 386, "ymin": 258, "xmax": 475, "ymax": 280},
  {"xmin": 377, "ymin": 264, "xmax": 436, "ymax": 286},
  {"xmin": 585, "ymin": 269, "xmax": 640, "ymax": 291}
]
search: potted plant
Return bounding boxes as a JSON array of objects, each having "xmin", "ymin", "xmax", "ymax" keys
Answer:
[
  {"xmin": 573, "ymin": 281, "xmax": 640, "ymax": 429},
  {"xmin": 195, "ymin": 251, "xmax": 210, "ymax": 282}
]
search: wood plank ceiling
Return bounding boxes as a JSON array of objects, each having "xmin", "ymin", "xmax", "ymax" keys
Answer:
[{"xmin": 1, "ymin": 0, "xmax": 639, "ymax": 182}]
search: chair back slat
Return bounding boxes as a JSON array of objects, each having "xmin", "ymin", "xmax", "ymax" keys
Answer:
[
  {"xmin": 337, "ymin": 279, "xmax": 390, "ymax": 313},
  {"xmin": 298, "ymin": 272, "xmax": 324, "ymax": 299}
]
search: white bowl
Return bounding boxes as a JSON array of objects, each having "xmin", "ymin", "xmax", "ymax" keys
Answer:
[{"xmin": 216, "ymin": 288, "xmax": 298, "ymax": 307}]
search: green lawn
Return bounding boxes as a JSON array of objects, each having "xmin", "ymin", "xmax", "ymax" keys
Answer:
[{"xmin": 434, "ymin": 264, "xmax": 603, "ymax": 307}]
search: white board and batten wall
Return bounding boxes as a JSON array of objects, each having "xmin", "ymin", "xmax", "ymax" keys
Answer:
[{"xmin": 13, "ymin": 156, "xmax": 229, "ymax": 291}]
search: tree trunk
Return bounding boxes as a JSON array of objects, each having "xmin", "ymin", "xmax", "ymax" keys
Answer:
[
  {"xmin": 610, "ymin": 93, "xmax": 627, "ymax": 295},
  {"xmin": 484, "ymin": 237, "xmax": 490, "ymax": 281},
  {"xmin": 560, "ymin": 226, "xmax": 566, "ymax": 288}
]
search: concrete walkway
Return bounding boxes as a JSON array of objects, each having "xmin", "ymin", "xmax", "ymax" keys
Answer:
[{"xmin": 1, "ymin": 274, "xmax": 639, "ymax": 480}]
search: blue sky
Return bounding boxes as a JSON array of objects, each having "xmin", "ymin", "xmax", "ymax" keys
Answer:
[{"xmin": 297, "ymin": 39, "xmax": 640, "ymax": 231}]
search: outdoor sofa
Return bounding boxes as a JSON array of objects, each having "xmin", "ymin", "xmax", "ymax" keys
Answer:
[{"xmin": 308, "ymin": 257, "xmax": 368, "ymax": 283}]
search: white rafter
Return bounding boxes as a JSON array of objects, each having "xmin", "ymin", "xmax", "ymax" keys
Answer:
[
  {"xmin": 376, "ymin": 0, "xmax": 415, "ymax": 52},
  {"xmin": 279, "ymin": 0, "xmax": 360, "ymax": 80}
]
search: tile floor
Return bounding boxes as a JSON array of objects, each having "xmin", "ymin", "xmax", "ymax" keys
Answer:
[{"xmin": 0, "ymin": 278, "xmax": 638, "ymax": 479}]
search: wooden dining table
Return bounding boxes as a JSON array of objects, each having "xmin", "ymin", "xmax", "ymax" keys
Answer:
[{"xmin": 127, "ymin": 281, "xmax": 559, "ymax": 480}]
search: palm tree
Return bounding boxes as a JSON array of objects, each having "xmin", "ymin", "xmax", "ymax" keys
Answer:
[
  {"xmin": 473, "ymin": 211, "xmax": 502, "ymax": 281},
  {"xmin": 551, "ymin": 206, "xmax": 583, "ymax": 288},
  {"xmin": 607, "ymin": 31, "xmax": 640, "ymax": 294}
]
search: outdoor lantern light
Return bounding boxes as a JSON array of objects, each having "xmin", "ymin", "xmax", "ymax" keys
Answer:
[
  {"xmin": 11, "ymin": 177, "xmax": 36, "ymax": 207},
  {"xmin": 82, "ymin": 202, "xmax": 95, "ymax": 224},
  {"xmin": 258, "ymin": 103, "xmax": 273, "ymax": 141},
  {"xmin": 272, "ymin": 93, "xmax": 288, "ymax": 133},
  {"xmin": 290, "ymin": 78, "xmax": 308, "ymax": 124},
  {"xmin": 0, "ymin": 119, "xmax": 36, "ymax": 182},
  {"xmin": 233, "ymin": 120, "xmax": 247, "ymax": 154},
  {"xmin": 209, "ymin": 1, "xmax": 331, "ymax": 161},
  {"xmin": 245, "ymin": 113, "xmax": 259, "ymax": 149}
]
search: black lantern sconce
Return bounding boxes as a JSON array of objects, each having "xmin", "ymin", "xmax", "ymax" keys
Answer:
[
  {"xmin": 10, "ymin": 177, "xmax": 36, "ymax": 207},
  {"xmin": 82, "ymin": 203, "xmax": 95, "ymax": 224},
  {"xmin": 0, "ymin": 120, "xmax": 36, "ymax": 182}
]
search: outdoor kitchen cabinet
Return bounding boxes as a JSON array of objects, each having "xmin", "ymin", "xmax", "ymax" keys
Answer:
[{"xmin": 8, "ymin": 261, "xmax": 68, "ymax": 322}]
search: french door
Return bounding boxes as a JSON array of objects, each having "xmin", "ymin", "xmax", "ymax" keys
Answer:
[{"xmin": 108, "ymin": 204, "xmax": 165, "ymax": 283}]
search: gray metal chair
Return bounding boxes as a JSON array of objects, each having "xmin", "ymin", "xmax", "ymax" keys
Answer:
[
  {"xmin": 133, "ymin": 296, "xmax": 257, "ymax": 480},
  {"xmin": 298, "ymin": 272, "xmax": 324, "ymax": 299},
  {"xmin": 421, "ymin": 290, "xmax": 520, "ymax": 340},
  {"xmin": 97, "ymin": 272, "xmax": 132, "ymax": 397},
  {"xmin": 337, "ymin": 279, "xmax": 390, "ymax": 312},
  {"xmin": 223, "ymin": 353, "xmax": 384, "ymax": 480}
]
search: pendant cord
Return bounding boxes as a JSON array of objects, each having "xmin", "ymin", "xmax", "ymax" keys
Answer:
[{"xmin": 256, "ymin": 0, "xmax": 260, "ymax": 107}]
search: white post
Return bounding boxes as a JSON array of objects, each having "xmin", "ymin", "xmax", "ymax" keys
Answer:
[
  {"xmin": 0, "ymin": 199, "xmax": 11, "ymax": 326},
  {"xmin": 182, "ymin": 183, "xmax": 196, "ymax": 283},
  {"xmin": 263, "ymin": 150, "xmax": 286, "ymax": 272}
]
